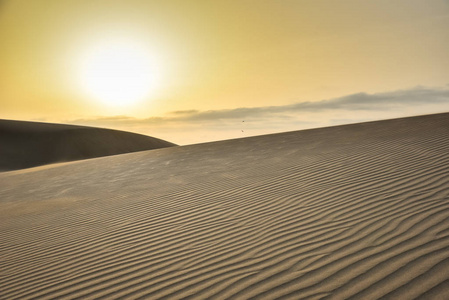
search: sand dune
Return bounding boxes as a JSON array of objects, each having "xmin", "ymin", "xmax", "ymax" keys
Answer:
[
  {"xmin": 1, "ymin": 113, "xmax": 449, "ymax": 299},
  {"xmin": 0, "ymin": 119, "xmax": 176, "ymax": 171}
]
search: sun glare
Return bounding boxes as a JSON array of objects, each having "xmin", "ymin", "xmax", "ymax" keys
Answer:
[{"xmin": 79, "ymin": 40, "xmax": 160, "ymax": 107}]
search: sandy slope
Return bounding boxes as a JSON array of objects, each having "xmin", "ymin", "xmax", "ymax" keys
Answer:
[
  {"xmin": 0, "ymin": 119, "xmax": 176, "ymax": 171},
  {"xmin": 1, "ymin": 113, "xmax": 449, "ymax": 299}
]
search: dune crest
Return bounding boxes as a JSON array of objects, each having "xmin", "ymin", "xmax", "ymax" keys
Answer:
[
  {"xmin": 0, "ymin": 119, "xmax": 176, "ymax": 171},
  {"xmin": 1, "ymin": 113, "xmax": 449, "ymax": 299}
]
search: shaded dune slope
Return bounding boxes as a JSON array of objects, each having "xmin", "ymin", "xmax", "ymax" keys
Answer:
[
  {"xmin": 0, "ymin": 119, "xmax": 176, "ymax": 171},
  {"xmin": 1, "ymin": 113, "xmax": 449, "ymax": 299}
]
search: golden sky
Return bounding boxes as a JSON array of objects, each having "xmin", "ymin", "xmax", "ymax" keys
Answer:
[{"xmin": 1, "ymin": 0, "xmax": 448, "ymax": 144}]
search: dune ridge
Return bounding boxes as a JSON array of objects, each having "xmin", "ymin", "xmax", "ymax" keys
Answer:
[
  {"xmin": 1, "ymin": 113, "xmax": 449, "ymax": 299},
  {"xmin": 0, "ymin": 119, "xmax": 176, "ymax": 171}
]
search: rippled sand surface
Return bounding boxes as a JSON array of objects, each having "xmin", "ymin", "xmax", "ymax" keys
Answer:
[{"xmin": 1, "ymin": 113, "xmax": 449, "ymax": 299}]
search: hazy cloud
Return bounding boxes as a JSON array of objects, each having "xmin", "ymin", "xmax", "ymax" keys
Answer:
[
  {"xmin": 66, "ymin": 86, "xmax": 449, "ymax": 144},
  {"xmin": 169, "ymin": 110, "xmax": 200, "ymax": 115},
  {"xmin": 165, "ymin": 86, "xmax": 449, "ymax": 122},
  {"xmin": 70, "ymin": 86, "xmax": 449, "ymax": 126}
]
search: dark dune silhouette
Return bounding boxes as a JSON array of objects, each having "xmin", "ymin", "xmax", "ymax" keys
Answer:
[{"xmin": 0, "ymin": 119, "xmax": 176, "ymax": 171}]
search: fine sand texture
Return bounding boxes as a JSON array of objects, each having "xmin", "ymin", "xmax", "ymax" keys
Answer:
[
  {"xmin": 0, "ymin": 119, "xmax": 176, "ymax": 171},
  {"xmin": 1, "ymin": 113, "xmax": 449, "ymax": 299}
]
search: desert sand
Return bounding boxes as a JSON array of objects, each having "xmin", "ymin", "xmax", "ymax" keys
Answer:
[
  {"xmin": 0, "ymin": 119, "xmax": 176, "ymax": 171},
  {"xmin": 1, "ymin": 113, "xmax": 449, "ymax": 299}
]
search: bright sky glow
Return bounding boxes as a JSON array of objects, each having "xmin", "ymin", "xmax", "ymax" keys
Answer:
[{"xmin": 79, "ymin": 40, "xmax": 160, "ymax": 107}]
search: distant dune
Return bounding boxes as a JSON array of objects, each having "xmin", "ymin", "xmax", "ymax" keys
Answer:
[
  {"xmin": 0, "ymin": 119, "xmax": 176, "ymax": 171},
  {"xmin": 1, "ymin": 113, "xmax": 449, "ymax": 299}
]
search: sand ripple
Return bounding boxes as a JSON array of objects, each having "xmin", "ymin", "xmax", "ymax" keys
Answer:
[{"xmin": 1, "ymin": 113, "xmax": 449, "ymax": 299}]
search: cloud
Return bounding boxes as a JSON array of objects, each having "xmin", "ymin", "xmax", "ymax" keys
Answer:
[
  {"xmin": 70, "ymin": 86, "xmax": 449, "ymax": 125},
  {"xmin": 66, "ymin": 86, "xmax": 449, "ymax": 144},
  {"xmin": 169, "ymin": 110, "xmax": 200, "ymax": 115},
  {"xmin": 161, "ymin": 86, "xmax": 449, "ymax": 122}
]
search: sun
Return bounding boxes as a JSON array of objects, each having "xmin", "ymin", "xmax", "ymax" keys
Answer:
[{"xmin": 79, "ymin": 40, "xmax": 159, "ymax": 107}]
